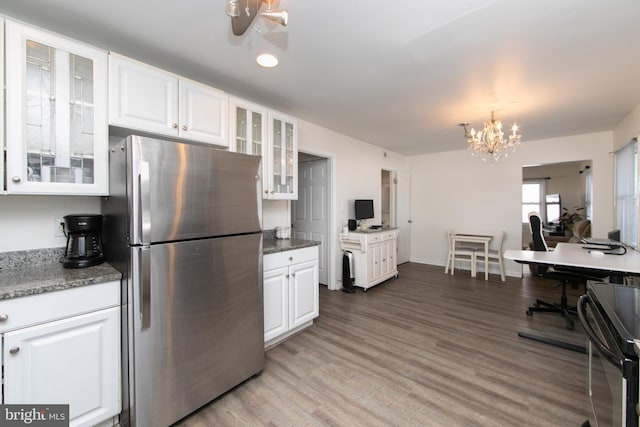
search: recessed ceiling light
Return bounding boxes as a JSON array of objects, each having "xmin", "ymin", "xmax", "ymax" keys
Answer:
[{"xmin": 256, "ymin": 53, "xmax": 278, "ymax": 68}]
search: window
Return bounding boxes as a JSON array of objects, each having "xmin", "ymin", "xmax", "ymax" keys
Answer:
[
  {"xmin": 584, "ymin": 170, "xmax": 592, "ymax": 221},
  {"xmin": 615, "ymin": 138, "xmax": 638, "ymax": 248},
  {"xmin": 522, "ymin": 180, "xmax": 544, "ymax": 223}
]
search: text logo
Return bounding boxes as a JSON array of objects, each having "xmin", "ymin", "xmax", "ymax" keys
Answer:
[{"xmin": 0, "ymin": 405, "xmax": 69, "ymax": 426}]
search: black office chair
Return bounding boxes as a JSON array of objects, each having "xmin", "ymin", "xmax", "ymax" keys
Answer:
[{"xmin": 526, "ymin": 212, "xmax": 606, "ymax": 330}]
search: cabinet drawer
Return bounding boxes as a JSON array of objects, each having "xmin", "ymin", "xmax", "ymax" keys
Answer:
[
  {"xmin": 0, "ymin": 281, "xmax": 120, "ymax": 333},
  {"xmin": 264, "ymin": 246, "xmax": 318, "ymax": 271},
  {"xmin": 369, "ymin": 234, "xmax": 383, "ymax": 243},
  {"xmin": 382, "ymin": 231, "xmax": 396, "ymax": 240}
]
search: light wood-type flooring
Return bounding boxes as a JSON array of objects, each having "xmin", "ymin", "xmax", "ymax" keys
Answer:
[{"xmin": 177, "ymin": 262, "xmax": 591, "ymax": 427}]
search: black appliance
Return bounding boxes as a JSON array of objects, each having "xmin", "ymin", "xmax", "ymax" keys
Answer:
[
  {"xmin": 348, "ymin": 219, "xmax": 357, "ymax": 231},
  {"xmin": 342, "ymin": 250, "xmax": 355, "ymax": 293},
  {"xmin": 62, "ymin": 214, "xmax": 105, "ymax": 268},
  {"xmin": 578, "ymin": 282, "xmax": 640, "ymax": 427}
]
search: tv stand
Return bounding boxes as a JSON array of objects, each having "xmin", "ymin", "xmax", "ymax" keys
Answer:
[{"xmin": 339, "ymin": 228, "xmax": 399, "ymax": 291}]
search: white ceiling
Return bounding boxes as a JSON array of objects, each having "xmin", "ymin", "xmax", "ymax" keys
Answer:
[{"xmin": 2, "ymin": 0, "xmax": 639, "ymax": 155}]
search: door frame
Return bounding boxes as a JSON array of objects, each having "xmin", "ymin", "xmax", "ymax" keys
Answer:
[
  {"xmin": 381, "ymin": 168, "xmax": 397, "ymax": 228},
  {"xmin": 295, "ymin": 148, "xmax": 337, "ymax": 290}
]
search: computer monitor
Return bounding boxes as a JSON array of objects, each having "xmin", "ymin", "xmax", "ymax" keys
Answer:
[
  {"xmin": 608, "ymin": 229, "xmax": 621, "ymax": 243},
  {"xmin": 354, "ymin": 199, "xmax": 374, "ymax": 220}
]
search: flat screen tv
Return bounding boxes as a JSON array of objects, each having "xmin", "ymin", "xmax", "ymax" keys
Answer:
[{"xmin": 355, "ymin": 199, "xmax": 374, "ymax": 220}]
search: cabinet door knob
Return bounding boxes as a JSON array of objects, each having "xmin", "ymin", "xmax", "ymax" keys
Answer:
[
  {"xmin": 286, "ymin": 274, "xmax": 290, "ymax": 279},
  {"xmin": 172, "ymin": 123, "xmax": 178, "ymax": 129},
  {"xmin": 9, "ymin": 347, "xmax": 20, "ymax": 355},
  {"xmin": 289, "ymin": 257, "xmax": 293, "ymax": 261},
  {"xmin": 264, "ymin": 190, "xmax": 269, "ymax": 194},
  {"xmin": 291, "ymin": 272, "xmax": 296, "ymax": 277},
  {"xmin": 0, "ymin": 314, "xmax": 8, "ymax": 321},
  {"xmin": 182, "ymin": 125, "xmax": 187, "ymax": 131},
  {"xmin": 11, "ymin": 176, "xmax": 21, "ymax": 183}
]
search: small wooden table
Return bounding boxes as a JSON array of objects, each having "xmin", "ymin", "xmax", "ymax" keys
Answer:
[{"xmin": 451, "ymin": 234, "xmax": 493, "ymax": 280}]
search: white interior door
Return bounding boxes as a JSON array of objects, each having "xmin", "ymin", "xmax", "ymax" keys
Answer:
[{"xmin": 292, "ymin": 158, "xmax": 329, "ymax": 284}]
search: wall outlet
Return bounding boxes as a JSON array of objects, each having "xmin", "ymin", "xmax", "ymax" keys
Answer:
[{"xmin": 54, "ymin": 217, "xmax": 65, "ymax": 238}]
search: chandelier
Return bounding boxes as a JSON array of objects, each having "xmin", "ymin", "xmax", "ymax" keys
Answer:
[{"xmin": 459, "ymin": 111, "xmax": 522, "ymax": 162}]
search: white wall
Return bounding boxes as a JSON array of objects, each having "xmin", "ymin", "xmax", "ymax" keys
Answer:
[
  {"xmin": 296, "ymin": 119, "xmax": 409, "ymax": 289},
  {"xmin": 614, "ymin": 103, "xmax": 640, "ymax": 150},
  {"xmin": 0, "ymin": 195, "xmax": 101, "ymax": 252},
  {"xmin": 408, "ymin": 131, "xmax": 614, "ymax": 278}
]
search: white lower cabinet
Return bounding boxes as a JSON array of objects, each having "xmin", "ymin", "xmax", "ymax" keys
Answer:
[
  {"xmin": 340, "ymin": 229, "xmax": 399, "ymax": 291},
  {"xmin": 0, "ymin": 281, "xmax": 121, "ymax": 427},
  {"xmin": 263, "ymin": 246, "xmax": 319, "ymax": 347}
]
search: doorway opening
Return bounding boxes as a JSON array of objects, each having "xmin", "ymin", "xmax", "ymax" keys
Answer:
[
  {"xmin": 381, "ymin": 169, "xmax": 394, "ymax": 228},
  {"xmin": 521, "ymin": 160, "xmax": 592, "ymax": 249},
  {"xmin": 291, "ymin": 151, "xmax": 335, "ymax": 289}
]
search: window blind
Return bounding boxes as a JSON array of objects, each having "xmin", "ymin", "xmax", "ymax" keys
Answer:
[{"xmin": 615, "ymin": 138, "xmax": 638, "ymax": 248}]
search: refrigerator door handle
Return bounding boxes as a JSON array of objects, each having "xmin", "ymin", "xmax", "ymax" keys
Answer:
[
  {"xmin": 139, "ymin": 246, "xmax": 151, "ymax": 329},
  {"xmin": 138, "ymin": 161, "xmax": 152, "ymax": 244}
]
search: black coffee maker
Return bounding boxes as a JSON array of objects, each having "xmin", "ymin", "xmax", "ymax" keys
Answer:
[{"xmin": 62, "ymin": 214, "xmax": 105, "ymax": 268}]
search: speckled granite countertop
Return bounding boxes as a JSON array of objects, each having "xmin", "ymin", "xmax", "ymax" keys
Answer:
[
  {"xmin": 263, "ymin": 238, "xmax": 320, "ymax": 255},
  {"xmin": 0, "ymin": 248, "xmax": 122, "ymax": 301},
  {"xmin": 263, "ymin": 231, "xmax": 320, "ymax": 255}
]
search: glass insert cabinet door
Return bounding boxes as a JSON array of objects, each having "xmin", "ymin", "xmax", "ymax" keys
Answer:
[
  {"xmin": 230, "ymin": 98, "xmax": 267, "ymax": 157},
  {"xmin": 267, "ymin": 111, "xmax": 297, "ymax": 200},
  {"xmin": 5, "ymin": 20, "xmax": 108, "ymax": 195}
]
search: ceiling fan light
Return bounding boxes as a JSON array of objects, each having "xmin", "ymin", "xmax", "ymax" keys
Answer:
[
  {"xmin": 225, "ymin": 0, "xmax": 240, "ymax": 17},
  {"xmin": 256, "ymin": 53, "xmax": 279, "ymax": 68},
  {"xmin": 261, "ymin": 9, "xmax": 288, "ymax": 26}
]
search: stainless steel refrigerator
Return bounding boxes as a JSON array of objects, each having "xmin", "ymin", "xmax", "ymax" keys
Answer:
[{"xmin": 102, "ymin": 135, "xmax": 264, "ymax": 427}]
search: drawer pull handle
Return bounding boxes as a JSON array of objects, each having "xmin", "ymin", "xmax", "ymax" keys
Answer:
[
  {"xmin": 9, "ymin": 347, "xmax": 20, "ymax": 355},
  {"xmin": 289, "ymin": 257, "xmax": 293, "ymax": 261},
  {"xmin": 0, "ymin": 314, "xmax": 8, "ymax": 321}
]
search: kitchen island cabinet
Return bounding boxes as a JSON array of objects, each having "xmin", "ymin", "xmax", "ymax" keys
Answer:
[
  {"xmin": 263, "ymin": 244, "xmax": 319, "ymax": 348},
  {"xmin": 339, "ymin": 228, "xmax": 399, "ymax": 291}
]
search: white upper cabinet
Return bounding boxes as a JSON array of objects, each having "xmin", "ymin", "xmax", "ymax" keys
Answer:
[
  {"xmin": 266, "ymin": 110, "xmax": 298, "ymax": 199},
  {"xmin": 229, "ymin": 97, "xmax": 267, "ymax": 156},
  {"xmin": 109, "ymin": 54, "xmax": 229, "ymax": 147},
  {"xmin": 229, "ymin": 97, "xmax": 268, "ymax": 192},
  {"xmin": 5, "ymin": 20, "xmax": 108, "ymax": 195}
]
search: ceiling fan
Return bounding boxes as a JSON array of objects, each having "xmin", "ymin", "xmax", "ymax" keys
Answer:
[{"xmin": 225, "ymin": 0, "xmax": 288, "ymax": 36}]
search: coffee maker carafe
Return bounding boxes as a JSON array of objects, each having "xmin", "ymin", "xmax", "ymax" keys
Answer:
[{"xmin": 63, "ymin": 214, "xmax": 104, "ymax": 268}]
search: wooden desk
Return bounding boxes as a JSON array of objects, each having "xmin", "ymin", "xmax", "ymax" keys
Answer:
[{"xmin": 451, "ymin": 234, "xmax": 493, "ymax": 280}]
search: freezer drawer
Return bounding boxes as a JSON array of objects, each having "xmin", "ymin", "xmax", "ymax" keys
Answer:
[{"xmin": 129, "ymin": 233, "xmax": 264, "ymax": 427}]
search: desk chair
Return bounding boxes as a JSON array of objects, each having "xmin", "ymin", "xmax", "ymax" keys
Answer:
[
  {"xmin": 445, "ymin": 230, "xmax": 476, "ymax": 276},
  {"xmin": 526, "ymin": 212, "xmax": 605, "ymax": 330},
  {"xmin": 474, "ymin": 230, "xmax": 506, "ymax": 281}
]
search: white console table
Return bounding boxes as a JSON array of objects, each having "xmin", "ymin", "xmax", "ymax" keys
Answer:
[{"xmin": 339, "ymin": 228, "xmax": 399, "ymax": 291}]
